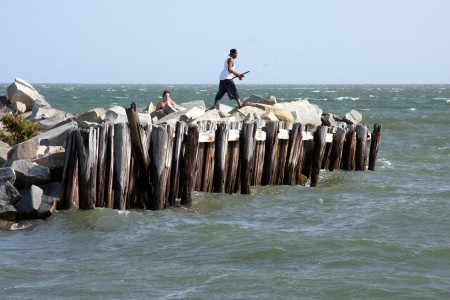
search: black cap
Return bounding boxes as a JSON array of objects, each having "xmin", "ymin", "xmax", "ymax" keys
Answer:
[{"xmin": 230, "ymin": 49, "xmax": 237, "ymax": 54}]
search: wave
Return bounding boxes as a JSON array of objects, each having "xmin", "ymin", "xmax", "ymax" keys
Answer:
[{"xmin": 335, "ymin": 96, "xmax": 360, "ymax": 101}]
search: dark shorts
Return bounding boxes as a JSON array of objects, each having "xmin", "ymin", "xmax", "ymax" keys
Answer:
[{"xmin": 214, "ymin": 79, "xmax": 240, "ymax": 101}]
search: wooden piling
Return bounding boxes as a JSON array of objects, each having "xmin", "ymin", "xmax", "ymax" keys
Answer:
[
  {"xmin": 226, "ymin": 121, "xmax": 241, "ymax": 194},
  {"xmin": 60, "ymin": 112, "xmax": 382, "ymax": 211},
  {"xmin": 240, "ymin": 121, "xmax": 255, "ymax": 194},
  {"xmin": 113, "ymin": 123, "xmax": 131, "ymax": 210},
  {"xmin": 181, "ymin": 125, "xmax": 199, "ymax": 206},
  {"xmin": 149, "ymin": 124, "xmax": 173, "ymax": 210},
  {"xmin": 368, "ymin": 124, "xmax": 382, "ymax": 171},
  {"xmin": 200, "ymin": 121, "xmax": 216, "ymax": 193},
  {"xmin": 284, "ymin": 123, "xmax": 303, "ymax": 185},
  {"xmin": 355, "ymin": 124, "xmax": 368, "ymax": 171},
  {"xmin": 60, "ymin": 129, "xmax": 78, "ymax": 209},
  {"xmin": 126, "ymin": 103, "xmax": 152, "ymax": 208},
  {"xmin": 104, "ymin": 123, "xmax": 115, "ymax": 209},
  {"xmin": 341, "ymin": 124, "xmax": 356, "ymax": 171},
  {"xmin": 329, "ymin": 127, "xmax": 346, "ymax": 172},
  {"xmin": 252, "ymin": 120, "xmax": 266, "ymax": 186},
  {"xmin": 169, "ymin": 121, "xmax": 187, "ymax": 206},
  {"xmin": 213, "ymin": 122, "xmax": 229, "ymax": 193},
  {"xmin": 262, "ymin": 121, "xmax": 280, "ymax": 186},
  {"xmin": 76, "ymin": 128, "xmax": 98, "ymax": 209},
  {"xmin": 310, "ymin": 126, "xmax": 328, "ymax": 187}
]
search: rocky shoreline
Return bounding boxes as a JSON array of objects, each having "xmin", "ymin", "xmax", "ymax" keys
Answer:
[{"xmin": 0, "ymin": 78, "xmax": 363, "ymax": 230}]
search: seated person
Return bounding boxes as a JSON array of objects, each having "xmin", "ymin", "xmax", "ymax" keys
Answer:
[{"xmin": 156, "ymin": 90, "xmax": 176, "ymax": 110}]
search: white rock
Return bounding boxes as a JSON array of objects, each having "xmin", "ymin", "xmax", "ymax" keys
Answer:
[
  {"xmin": 7, "ymin": 78, "xmax": 48, "ymax": 111},
  {"xmin": 105, "ymin": 105, "xmax": 128, "ymax": 124},
  {"xmin": 278, "ymin": 99, "xmax": 322, "ymax": 126}
]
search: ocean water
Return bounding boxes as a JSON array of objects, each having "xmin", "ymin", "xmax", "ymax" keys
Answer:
[{"xmin": 1, "ymin": 84, "xmax": 449, "ymax": 299}]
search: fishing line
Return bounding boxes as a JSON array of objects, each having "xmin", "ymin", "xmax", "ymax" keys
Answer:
[{"xmin": 232, "ymin": 53, "xmax": 301, "ymax": 79}]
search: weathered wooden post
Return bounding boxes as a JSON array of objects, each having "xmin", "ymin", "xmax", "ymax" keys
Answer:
[
  {"xmin": 104, "ymin": 122, "xmax": 115, "ymax": 208},
  {"xmin": 341, "ymin": 124, "xmax": 356, "ymax": 171},
  {"xmin": 149, "ymin": 124, "xmax": 173, "ymax": 210},
  {"xmin": 355, "ymin": 124, "xmax": 368, "ymax": 171},
  {"xmin": 321, "ymin": 127, "xmax": 333, "ymax": 170},
  {"xmin": 310, "ymin": 126, "xmax": 328, "ymax": 187},
  {"xmin": 240, "ymin": 121, "xmax": 255, "ymax": 194},
  {"xmin": 275, "ymin": 122, "xmax": 290, "ymax": 185},
  {"xmin": 199, "ymin": 120, "xmax": 216, "ymax": 193},
  {"xmin": 329, "ymin": 127, "xmax": 346, "ymax": 172},
  {"xmin": 76, "ymin": 128, "xmax": 98, "ymax": 209},
  {"xmin": 169, "ymin": 121, "xmax": 187, "ymax": 206},
  {"xmin": 95, "ymin": 124, "xmax": 108, "ymax": 207},
  {"xmin": 284, "ymin": 123, "xmax": 303, "ymax": 185},
  {"xmin": 181, "ymin": 125, "xmax": 199, "ymax": 206},
  {"xmin": 368, "ymin": 124, "xmax": 382, "ymax": 171},
  {"xmin": 252, "ymin": 120, "xmax": 266, "ymax": 186},
  {"xmin": 126, "ymin": 103, "xmax": 152, "ymax": 208},
  {"xmin": 113, "ymin": 123, "xmax": 131, "ymax": 210},
  {"xmin": 226, "ymin": 121, "xmax": 241, "ymax": 194},
  {"xmin": 262, "ymin": 121, "xmax": 280, "ymax": 186},
  {"xmin": 213, "ymin": 122, "xmax": 230, "ymax": 193},
  {"xmin": 60, "ymin": 129, "xmax": 78, "ymax": 209}
]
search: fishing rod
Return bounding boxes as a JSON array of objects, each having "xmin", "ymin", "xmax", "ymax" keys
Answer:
[{"xmin": 232, "ymin": 53, "xmax": 301, "ymax": 80}]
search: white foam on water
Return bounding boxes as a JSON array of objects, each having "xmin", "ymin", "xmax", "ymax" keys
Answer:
[
  {"xmin": 408, "ymin": 108, "xmax": 416, "ymax": 111},
  {"xmin": 335, "ymin": 96, "xmax": 360, "ymax": 101}
]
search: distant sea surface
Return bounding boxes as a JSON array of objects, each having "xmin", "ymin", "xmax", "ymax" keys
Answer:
[{"xmin": 1, "ymin": 84, "xmax": 449, "ymax": 299}]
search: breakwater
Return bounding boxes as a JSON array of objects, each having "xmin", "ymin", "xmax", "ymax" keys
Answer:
[{"xmin": 59, "ymin": 103, "xmax": 381, "ymax": 211}]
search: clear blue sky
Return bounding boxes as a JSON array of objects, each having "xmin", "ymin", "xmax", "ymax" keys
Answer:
[{"xmin": 2, "ymin": 0, "xmax": 449, "ymax": 84}]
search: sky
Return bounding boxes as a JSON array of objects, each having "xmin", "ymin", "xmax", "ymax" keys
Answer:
[{"xmin": 1, "ymin": 0, "xmax": 449, "ymax": 84}]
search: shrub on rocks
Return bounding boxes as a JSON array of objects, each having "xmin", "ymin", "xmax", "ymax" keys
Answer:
[{"xmin": 0, "ymin": 112, "xmax": 42, "ymax": 145}]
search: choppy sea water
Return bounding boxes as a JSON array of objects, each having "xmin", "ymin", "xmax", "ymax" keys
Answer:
[{"xmin": 1, "ymin": 84, "xmax": 449, "ymax": 299}]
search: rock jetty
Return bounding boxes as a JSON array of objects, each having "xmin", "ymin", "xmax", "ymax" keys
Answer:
[{"xmin": 0, "ymin": 78, "xmax": 366, "ymax": 230}]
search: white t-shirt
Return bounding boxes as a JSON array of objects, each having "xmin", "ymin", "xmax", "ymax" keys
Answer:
[{"xmin": 219, "ymin": 57, "xmax": 235, "ymax": 80}]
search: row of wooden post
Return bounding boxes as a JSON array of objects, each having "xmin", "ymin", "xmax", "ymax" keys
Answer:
[{"xmin": 59, "ymin": 104, "xmax": 382, "ymax": 211}]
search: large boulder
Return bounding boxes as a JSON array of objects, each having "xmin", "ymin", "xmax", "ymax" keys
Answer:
[
  {"xmin": 105, "ymin": 106, "xmax": 128, "ymax": 124},
  {"xmin": 0, "ymin": 141, "xmax": 11, "ymax": 166},
  {"xmin": 163, "ymin": 104, "xmax": 186, "ymax": 115},
  {"xmin": 321, "ymin": 113, "xmax": 337, "ymax": 127},
  {"xmin": 11, "ymin": 160, "xmax": 51, "ymax": 189},
  {"xmin": 216, "ymin": 103, "xmax": 234, "ymax": 114},
  {"xmin": 3, "ymin": 138, "xmax": 40, "ymax": 167},
  {"xmin": 7, "ymin": 78, "xmax": 49, "ymax": 111},
  {"xmin": 343, "ymin": 109, "xmax": 362, "ymax": 125},
  {"xmin": 35, "ymin": 110, "xmax": 69, "ymax": 130},
  {"xmin": 244, "ymin": 94, "xmax": 277, "ymax": 105},
  {"xmin": 32, "ymin": 121, "xmax": 78, "ymax": 147},
  {"xmin": 75, "ymin": 108, "xmax": 106, "ymax": 125},
  {"xmin": 32, "ymin": 148, "xmax": 65, "ymax": 181},
  {"xmin": 179, "ymin": 107, "xmax": 206, "ymax": 122},
  {"xmin": 0, "ymin": 167, "xmax": 16, "ymax": 184},
  {"xmin": 156, "ymin": 106, "xmax": 206, "ymax": 125},
  {"xmin": 243, "ymin": 102, "xmax": 294, "ymax": 123},
  {"xmin": 14, "ymin": 185, "xmax": 55, "ymax": 219},
  {"xmin": 150, "ymin": 110, "xmax": 166, "ymax": 123},
  {"xmin": 189, "ymin": 109, "xmax": 221, "ymax": 123},
  {"xmin": 0, "ymin": 181, "xmax": 20, "ymax": 221},
  {"xmin": 278, "ymin": 100, "xmax": 322, "ymax": 126},
  {"xmin": 178, "ymin": 100, "xmax": 207, "ymax": 110},
  {"xmin": 11, "ymin": 101, "xmax": 27, "ymax": 114}
]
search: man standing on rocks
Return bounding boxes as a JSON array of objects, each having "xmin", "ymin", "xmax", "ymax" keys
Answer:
[{"xmin": 212, "ymin": 49, "xmax": 244, "ymax": 109}]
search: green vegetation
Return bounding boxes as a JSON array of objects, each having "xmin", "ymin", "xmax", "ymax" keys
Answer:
[{"xmin": 0, "ymin": 111, "xmax": 42, "ymax": 145}]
